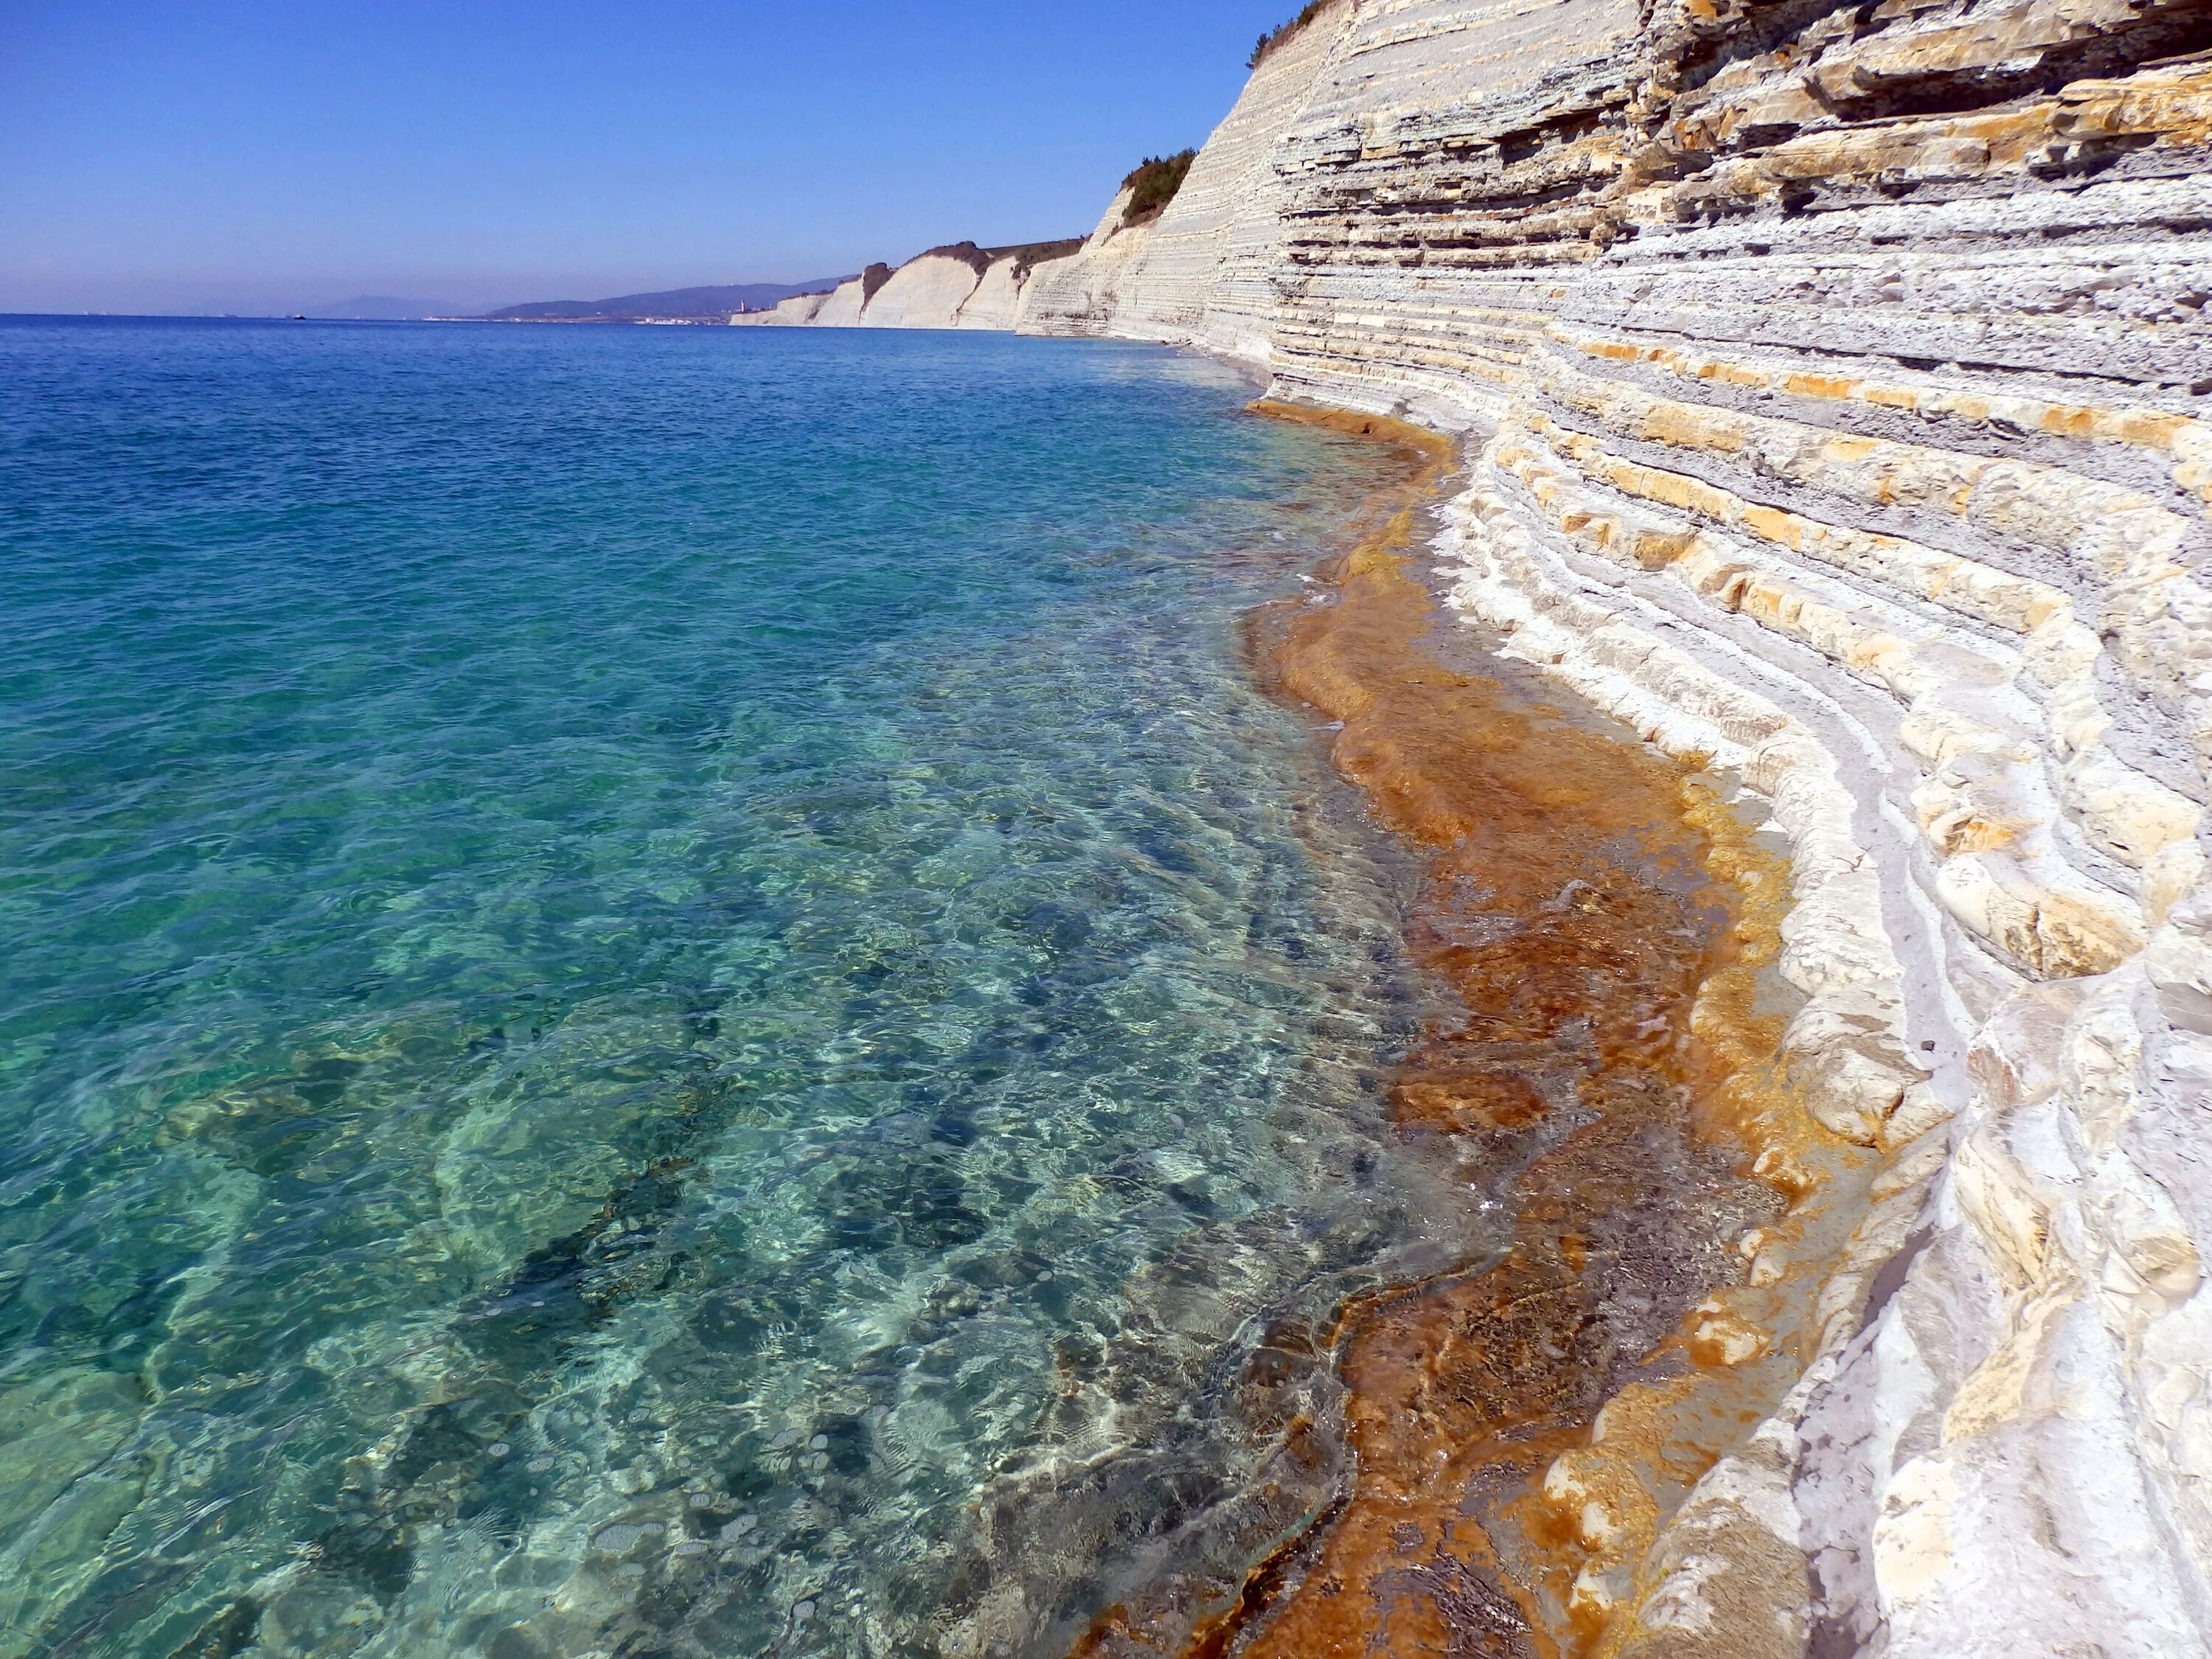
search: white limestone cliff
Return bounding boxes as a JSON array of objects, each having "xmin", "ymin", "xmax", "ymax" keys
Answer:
[
  {"xmin": 848, "ymin": 253, "xmax": 985, "ymax": 330},
  {"xmin": 743, "ymin": 289, "xmax": 833, "ymax": 324},
  {"xmin": 809, "ymin": 276, "xmax": 867, "ymax": 327},
  {"xmin": 731, "ymin": 246, "xmax": 1071, "ymax": 332},
  {"xmin": 954, "ymin": 257, "xmax": 1024, "ymax": 330},
  {"xmin": 1012, "ymin": 0, "xmax": 2212, "ymax": 1652},
  {"xmin": 1010, "ymin": 189, "xmax": 1158, "ymax": 337}
]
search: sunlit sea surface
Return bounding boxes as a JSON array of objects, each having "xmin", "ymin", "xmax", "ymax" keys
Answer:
[{"xmin": 0, "ymin": 319, "xmax": 1473, "ymax": 1658}]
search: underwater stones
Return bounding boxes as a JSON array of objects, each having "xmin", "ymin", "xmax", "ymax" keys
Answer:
[{"xmin": 591, "ymin": 1522, "xmax": 658, "ymax": 1555}]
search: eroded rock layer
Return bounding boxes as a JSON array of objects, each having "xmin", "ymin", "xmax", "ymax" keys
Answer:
[{"xmin": 1020, "ymin": 0, "xmax": 2212, "ymax": 1652}]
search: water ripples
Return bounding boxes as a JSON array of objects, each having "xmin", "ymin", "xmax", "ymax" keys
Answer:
[{"xmin": 0, "ymin": 319, "xmax": 1473, "ymax": 1658}]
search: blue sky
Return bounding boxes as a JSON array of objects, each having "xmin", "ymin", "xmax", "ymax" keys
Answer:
[{"xmin": 1, "ymin": 1, "xmax": 1294, "ymax": 315}]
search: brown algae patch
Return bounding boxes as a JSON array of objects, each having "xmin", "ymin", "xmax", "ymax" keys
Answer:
[{"xmin": 1069, "ymin": 402, "xmax": 1869, "ymax": 1658}]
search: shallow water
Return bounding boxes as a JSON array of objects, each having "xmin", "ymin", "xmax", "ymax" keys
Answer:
[{"xmin": 0, "ymin": 320, "xmax": 1482, "ymax": 1658}]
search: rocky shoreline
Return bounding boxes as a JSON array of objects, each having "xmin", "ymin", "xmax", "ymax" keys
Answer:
[
  {"xmin": 783, "ymin": 0, "xmax": 2212, "ymax": 1649},
  {"xmin": 1208, "ymin": 405, "xmax": 1843, "ymax": 1658},
  {"xmin": 1038, "ymin": 0, "xmax": 2212, "ymax": 1647},
  {"xmin": 749, "ymin": 0, "xmax": 2211, "ymax": 1645}
]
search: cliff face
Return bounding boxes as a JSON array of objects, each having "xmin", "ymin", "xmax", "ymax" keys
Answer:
[
  {"xmin": 1011, "ymin": 189, "xmax": 1159, "ymax": 336},
  {"xmin": 1026, "ymin": 0, "xmax": 2212, "ymax": 1652},
  {"xmin": 731, "ymin": 244, "xmax": 1079, "ymax": 331}
]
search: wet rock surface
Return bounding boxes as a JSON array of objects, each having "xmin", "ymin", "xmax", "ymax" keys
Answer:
[{"xmin": 1033, "ymin": 416, "xmax": 1832, "ymax": 1659}]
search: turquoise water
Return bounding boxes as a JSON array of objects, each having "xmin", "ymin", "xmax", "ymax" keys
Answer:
[{"xmin": 0, "ymin": 319, "xmax": 1475, "ymax": 1658}]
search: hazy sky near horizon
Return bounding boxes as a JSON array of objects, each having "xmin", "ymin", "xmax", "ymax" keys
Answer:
[{"xmin": 1, "ymin": 1, "xmax": 1301, "ymax": 315}]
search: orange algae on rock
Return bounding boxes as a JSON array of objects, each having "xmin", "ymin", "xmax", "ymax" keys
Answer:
[{"xmin": 1065, "ymin": 401, "xmax": 1868, "ymax": 1659}]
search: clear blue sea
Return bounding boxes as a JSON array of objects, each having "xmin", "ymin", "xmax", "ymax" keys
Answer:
[{"xmin": 0, "ymin": 319, "xmax": 1473, "ymax": 1658}]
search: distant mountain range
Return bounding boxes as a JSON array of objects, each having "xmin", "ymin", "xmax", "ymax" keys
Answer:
[{"xmin": 482, "ymin": 282, "xmax": 854, "ymax": 321}]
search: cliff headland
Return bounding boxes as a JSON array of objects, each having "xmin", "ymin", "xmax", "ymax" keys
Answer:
[
  {"xmin": 782, "ymin": 0, "xmax": 2212, "ymax": 1651},
  {"xmin": 729, "ymin": 240, "xmax": 1082, "ymax": 330}
]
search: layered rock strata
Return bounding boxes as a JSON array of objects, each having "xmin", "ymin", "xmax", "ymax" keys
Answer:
[
  {"xmin": 1009, "ymin": 190, "xmax": 1161, "ymax": 337},
  {"xmin": 1012, "ymin": 0, "xmax": 2212, "ymax": 1652}
]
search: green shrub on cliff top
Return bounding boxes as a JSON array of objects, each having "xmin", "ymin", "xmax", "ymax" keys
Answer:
[
  {"xmin": 1249, "ymin": 1, "xmax": 1329, "ymax": 67},
  {"xmin": 1120, "ymin": 150, "xmax": 1197, "ymax": 228}
]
